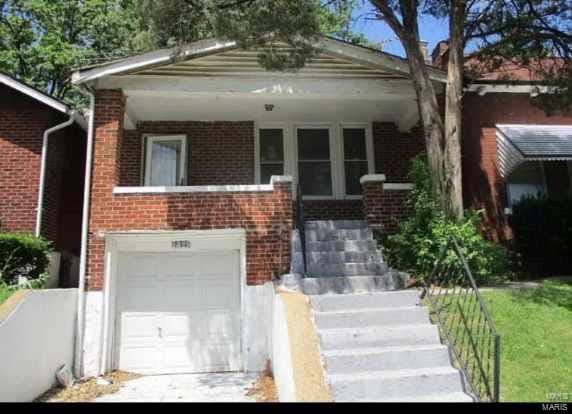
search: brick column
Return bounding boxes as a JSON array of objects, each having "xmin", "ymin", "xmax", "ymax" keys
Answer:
[
  {"xmin": 361, "ymin": 174, "xmax": 386, "ymax": 232},
  {"xmin": 270, "ymin": 176, "xmax": 294, "ymax": 279},
  {"xmin": 86, "ymin": 89, "xmax": 125, "ymax": 291}
]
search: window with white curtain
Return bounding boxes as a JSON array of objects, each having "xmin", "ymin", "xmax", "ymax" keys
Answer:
[{"xmin": 144, "ymin": 135, "xmax": 187, "ymax": 186}]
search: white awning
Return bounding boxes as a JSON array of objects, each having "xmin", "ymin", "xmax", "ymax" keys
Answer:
[{"xmin": 496, "ymin": 124, "xmax": 572, "ymax": 177}]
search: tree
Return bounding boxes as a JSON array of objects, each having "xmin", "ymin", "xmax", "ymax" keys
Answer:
[
  {"xmin": 0, "ymin": 0, "xmax": 139, "ymax": 104},
  {"xmin": 135, "ymin": 0, "xmax": 370, "ymax": 70},
  {"xmin": 367, "ymin": 0, "xmax": 571, "ymax": 219}
]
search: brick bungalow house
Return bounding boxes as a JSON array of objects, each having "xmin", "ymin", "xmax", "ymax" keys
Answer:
[
  {"xmin": 70, "ymin": 37, "xmax": 447, "ymax": 377},
  {"xmin": 432, "ymin": 42, "xmax": 572, "ymax": 243},
  {"xmin": 0, "ymin": 72, "xmax": 87, "ymax": 286}
]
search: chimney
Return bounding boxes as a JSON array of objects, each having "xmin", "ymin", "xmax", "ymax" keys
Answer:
[{"xmin": 419, "ymin": 40, "xmax": 430, "ymax": 64}]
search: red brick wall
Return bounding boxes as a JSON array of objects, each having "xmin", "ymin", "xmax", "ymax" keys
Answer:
[
  {"xmin": 362, "ymin": 181, "xmax": 410, "ymax": 234},
  {"xmin": 462, "ymin": 92, "xmax": 572, "ymax": 242},
  {"xmin": 0, "ymin": 84, "xmax": 85, "ymax": 258},
  {"xmin": 373, "ymin": 122, "xmax": 425, "ymax": 182},
  {"xmin": 0, "ymin": 85, "xmax": 57, "ymax": 233},
  {"xmin": 118, "ymin": 121, "xmax": 254, "ymax": 186},
  {"xmin": 86, "ymin": 90, "xmax": 291, "ymax": 290},
  {"xmin": 302, "ymin": 200, "xmax": 363, "ymax": 220}
]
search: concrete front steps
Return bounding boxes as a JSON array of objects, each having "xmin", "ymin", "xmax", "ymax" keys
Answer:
[
  {"xmin": 291, "ymin": 220, "xmax": 404, "ymax": 294},
  {"xmin": 311, "ymin": 290, "xmax": 473, "ymax": 402}
]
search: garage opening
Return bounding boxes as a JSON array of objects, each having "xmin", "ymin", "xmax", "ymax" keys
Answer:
[{"xmin": 114, "ymin": 250, "xmax": 241, "ymax": 374}]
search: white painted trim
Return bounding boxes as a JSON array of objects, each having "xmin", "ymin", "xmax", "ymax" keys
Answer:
[
  {"xmin": 360, "ymin": 174, "xmax": 387, "ymax": 184},
  {"xmin": 339, "ymin": 123, "xmax": 374, "ymax": 198},
  {"xmin": 384, "ymin": 183, "xmax": 414, "ymax": 190},
  {"xmin": 256, "ymin": 123, "xmax": 288, "ymax": 185},
  {"xmin": 143, "ymin": 134, "xmax": 187, "ymax": 186},
  {"xmin": 100, "ymin": 229, "xmax": 247, "ymax": 374},
  {"xmin": 72, "ymin": 36, "xmax": 446, "ymax": 85},
  {"xmin": 102, "ymin": 76, "xmax": 416, "ymax": 101},
  {"xmin": 114, "ymin": 184, "xmax": 272, "ymax": 194},
  {"xmin": 466, "ymin": 84, "xmax": 558, "ymax": 96},
  {"xmin": 113, "ymin": 175, "xmax": 292, "ymax": 194},
  {"xmin": 0, "ymin": 72, "xmax": 69, "ymax": 114}
]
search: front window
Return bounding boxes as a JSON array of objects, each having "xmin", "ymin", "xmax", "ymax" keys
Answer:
[
  {"xmin": 343, "ymin": 128, "xmax": 368, "ymax": 195},
  {"xmin": 297, "ymin": 128, "xmax": 332, "ymax": 197},
  {"xmin": 144, "ymin": 135, "xmax": 187, "ymax": 186},
  {"xmin": 507, "ymin": 161, "xmax": 546, "ymax": 206},
  {"xmin": 259, "ymin": 129, "xmax": 284, "ymax": 184}
]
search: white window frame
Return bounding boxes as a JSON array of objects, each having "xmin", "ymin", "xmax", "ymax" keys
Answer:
[
  {"xmin": 143, "ymin": 134, "xmax": 187, "ymax": 186},
  {"xmin": 339, "ymin": 123, "xmax": 375, "ymax": 200},
  {"xmin": 294, "ymin": 123, "xmax": 337, "ymax": 200},
  {"xmin": 255, "ymin": 123, "xmax": 289, "ymax": 185},
  {"xmin": 255, "ymin": 122, "xmax": 375, "ymax": 200}
]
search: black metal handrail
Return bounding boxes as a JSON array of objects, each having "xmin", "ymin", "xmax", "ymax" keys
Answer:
[
  {"xmin": 295, "ymin": 183, "xmax": 307, "ymax": 275},
  {"xmin": 420, "ymin": 236, "xmax": 501, "ymax": 402}
]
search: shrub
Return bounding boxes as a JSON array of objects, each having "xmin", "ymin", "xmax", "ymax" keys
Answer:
[
  {"xmin": 0, "ymin": 233, "xmax": 53, "ymax": 285},
  {"xmin": 510, "ymin": 196, "xmax": 572, "ymax": 275},
  {"xmin": 384, "ymin": 156, "xmax": 508, "ymax": 284}
]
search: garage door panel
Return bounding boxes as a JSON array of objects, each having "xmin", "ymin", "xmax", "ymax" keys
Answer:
[
  {"xmin": 120, "ymin": 313, "xmax": 160, "ymax": 340},
  {"xmin": 115, "ymin": 249, "xmax": 241, "ymax": 374},
  {"xmin": 120, "ymin": 345, "xmax": 161, "ymax": 372}
]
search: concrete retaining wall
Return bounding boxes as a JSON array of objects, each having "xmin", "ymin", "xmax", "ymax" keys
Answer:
[
  {"xmin": 270, "ymin": 293, "xmax": 297, "ymax": 402},
  {"xmin": 0, "ymin": 289, "xmax": 78, "ymax": 402}
]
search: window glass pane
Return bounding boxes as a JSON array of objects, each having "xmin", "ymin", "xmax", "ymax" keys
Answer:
[
  {"xmin": 260, "ymin": 163, "xmax": 284, "ymax": 184},
  {"xmin": 299, "ymin": 162, "xmax": 332, "ymax": 196},
  {"xmin": 260, "ymin": 129, "xmax": 284, "ymax": 162},
  {"xmin": 507, "ymin": 161, "xmax": 545, "ymax": 205},
  {"xmin": 297, "ymin": 129, "xmax": 330, "ymax": 160},
  {"xmin": 345, "ymin": 161, "xmax": 368, "ymax": 195},
  {"xmin": 343, "ymin": 128, "xmax": 367, "ymax": 160},
  {"xmin": 150, "ymin": 140, "xmax": 182, "ymax": 186}
]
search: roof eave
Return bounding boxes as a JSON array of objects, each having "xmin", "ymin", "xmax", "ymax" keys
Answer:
[{"xmin": 71, "ymin": 36, "xmax": 448, "ymax": 86}]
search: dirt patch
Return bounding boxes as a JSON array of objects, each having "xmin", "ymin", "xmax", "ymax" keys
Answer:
[
  {"xmin": 280, "ymin": 291, "xmax": 333, "ymax": 402},
  {"xmin": 36, "ymin": 370, "xmax": 141, "ymax": 402},
  {"xmin": 246, "ymin": 365, "xmax": 278, "ymax": 402}
]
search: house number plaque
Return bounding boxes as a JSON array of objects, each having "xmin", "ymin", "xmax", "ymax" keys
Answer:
[{"xmin": 171, "ymin": 240, "xmax": 192, "ymax": 249}]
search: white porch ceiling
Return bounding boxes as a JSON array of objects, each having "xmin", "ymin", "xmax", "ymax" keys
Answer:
[{"xmin": 124, "ymin": 94, "xmax": 419, "ymax": 128}]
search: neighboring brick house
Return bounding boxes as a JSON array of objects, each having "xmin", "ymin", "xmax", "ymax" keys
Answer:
[
  {"xmin": 432, "ymin": 42, "xmax": 572, "ymax": 243},
  {"xmin": 70, "ymin": 37, "xmax": 446, "ymax": 378},
  {"xmin": 0, "ymin": 72, "xmax": 87, "ymax": 286}
]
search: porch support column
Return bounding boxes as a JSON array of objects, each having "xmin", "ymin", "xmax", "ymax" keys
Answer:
[
  {"xmin": 361, "ymin": 174, "xmax": 386, "ymax": 233},
  {"xmin": 88, "ymin": 89, "xmax": 125, "ymax": 291}
]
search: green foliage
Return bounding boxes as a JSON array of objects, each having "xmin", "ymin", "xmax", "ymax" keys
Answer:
[
  {"xmin": 384, "ymin": 156, "xmax": 508, "ymax": 284},
  {"xmin": 510, "ymin": 196, "xmax": 572, "ymax": 275},
  {"xmin": 136, "ymin": 0, "xmax": 369, "ymax": 71},
  {"xmin": 482, "ymin": 280, "xmax": 572, "ymax": 401},
  {"xmin": 0, "ymin": 0, "xmax": 140, "ymax": 105},
  {"xmin": 0, "ymin": 233, "xmax": 53, "ymax": 286}
]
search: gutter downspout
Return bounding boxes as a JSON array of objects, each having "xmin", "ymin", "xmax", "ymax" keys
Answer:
[
  {"xmin": 35, "ymin": 112, "xmax": 82, "ymax": 237},
  {"xmin": 74, "ymin": 87, "xmax": 95, "ymax": 379}
]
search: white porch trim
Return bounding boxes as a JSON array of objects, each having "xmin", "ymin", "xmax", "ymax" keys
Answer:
[{"xmin": 113, "ymin": 175, "xmax": 292, "ymax": 195}]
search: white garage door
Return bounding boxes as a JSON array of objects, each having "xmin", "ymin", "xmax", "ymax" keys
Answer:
[{"xmin": 115, "ymin": 250, "xmax": 241, "ymax": 374}]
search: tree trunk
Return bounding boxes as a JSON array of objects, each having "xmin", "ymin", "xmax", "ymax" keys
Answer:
[{"xmin": 443, "ymin": 0, "xmax": 465, "ymax": 220}]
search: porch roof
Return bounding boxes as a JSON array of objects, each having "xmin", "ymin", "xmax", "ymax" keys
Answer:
[
  {"xmin": 496, "ymin": 124, "xmax": 572, "ymax": 177},
  {"xmin": 71, "ymin": 36, "xmax": 447, "ymax": 85}
]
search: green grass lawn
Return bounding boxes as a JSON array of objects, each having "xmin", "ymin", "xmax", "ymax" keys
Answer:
[
  {"xmin": 0, "ymin": 284, "xmax": 16, "ymax": 305},
  {"xmin": 482, "ymin": 279, "xmax": 572, "ymax": 402}
]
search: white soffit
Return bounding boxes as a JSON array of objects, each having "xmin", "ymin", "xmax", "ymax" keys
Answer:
[{"xmin": 0, "ymin": 72, "xmax": 69, "ymax": 114}]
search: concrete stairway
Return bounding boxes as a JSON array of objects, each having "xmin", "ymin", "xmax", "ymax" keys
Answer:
[
  {"xmin": 311, "ymin": 290, "xmax": 473, "ymax": 402},
  {"xmin": 290, "ymin": 220, "xmax": 405, "ymax": 295}
]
